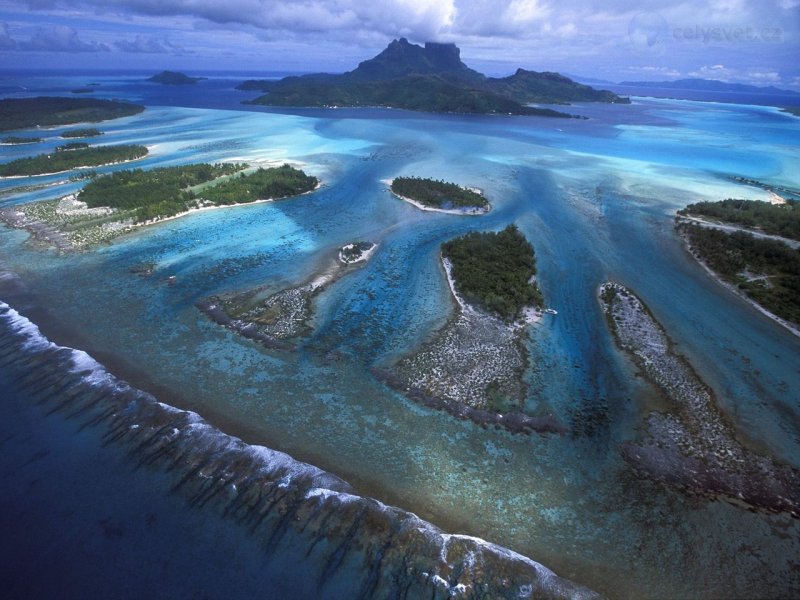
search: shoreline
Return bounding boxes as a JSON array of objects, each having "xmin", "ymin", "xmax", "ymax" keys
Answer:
[
  {"xmin": 0, "ymin": 154, "xmax": 149, "ymax": 181},
  {"xmin": 599, "ymin": 281, "xmax": 800, "ymax": 517},
  {"xmin": 381, "ymin": 254, "xmax": 557, "ymax": 436},
  {"xmin": 0, "ymin": 294, "xmax": 597, "ymax": 599},
  {"xmin": 1, "ymin": 177, "xmax": 323, "ymax": 252},
  {"xmin": 383, "ymin": 178, "xmax": 491, "ymax": 216},
  {"xmin": 677, "ymin": 226, "xmax": 800, "ymax": 339}
]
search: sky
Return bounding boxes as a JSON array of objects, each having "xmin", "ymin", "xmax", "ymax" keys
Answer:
[{"xmin": 0, "ymin": 0, "xmax": 798, "ymax": 88}]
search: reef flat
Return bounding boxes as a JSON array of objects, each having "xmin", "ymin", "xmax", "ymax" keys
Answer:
[
  {"xmin": 199, "ymin": 244, "xmax": 376, "ymax": 349},
  {"xmin": 600, "ymin": 282, "xmax": 800, "ymax": 517},
  {"xmin": 0, "ymin": 297, "xmax": 599, "ymax": 600},
  {"xmin": 382, "ymin": 249, "xmax": 562, "ymax": 435}
]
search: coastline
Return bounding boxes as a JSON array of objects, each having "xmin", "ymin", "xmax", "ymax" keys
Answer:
[
  {"xmin": 677, "ymin": 226, "xmax": 800, "ymax": 339},
  {"xmin": 0, "ymin": 177, "xmax": 323, "ymax": 251},
  {"xmin": 0, "ymin": 153, "xmax": 149, "ymax": 180},
  {"xmin": 0, "ymin": 295, "xmax": 598, "ymax": 599},
  {"xmin": 383, "ymin": 178, "xmax": 491, "ymax": 216},
  {"xmin": 380, "ymin": 254, "xmax": 558, "ymax": 436}
]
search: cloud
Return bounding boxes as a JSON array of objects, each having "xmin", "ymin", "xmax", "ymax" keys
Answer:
[
  {"xmin": 16, "ymin": 25, "xmax": 109, "ymax": 52},
  {"xmin": 115, "ymin": 35, "xmax": 187, "ymax": 54}
]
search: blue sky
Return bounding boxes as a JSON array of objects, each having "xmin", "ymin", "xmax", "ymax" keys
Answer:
[{"xmin": 0, "ymin": 0, "xmax": 798, "ymax": 88}]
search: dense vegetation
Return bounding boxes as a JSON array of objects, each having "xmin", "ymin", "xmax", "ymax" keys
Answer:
[
  {"xmin": 679, "ymin": 198, "xmax": 800, "ymax": 241},
  {"xmin": 0, "ymin": 144, "xmax": 148, "ymax": 176},
  {"xmin": 0, "ymin": 97, "xmax": 144, "ymax": 131},
  {"xmin": 79, "ymin": 163, "xmax": 316, "ymax": 222},
  {"xmin": 57, "ymin": 142, "xmax": 90, "ymax": 151},
  {"xmin": 391, "ymin": 176, "xmax": 488, "ymax": 210},
  {"xmin": 679, "ymin": 222, "xmax": 800, "ymax": 326},
  {"xmin": 200, "ymin": 164, "xmax": 318, "ymax": 205},
  {"xmin": 240, "ymin": 38, "xmax": 626, "ymax": 116},
  {"xmin": 61, "ymin": 128, "xmax": 102, "ymax": 138},
  {"xmin": 79, "ymin": 163, "xmax": 245, "ymax": 221},
  {"xmin": 1, "ymin": 136, "xmax": 42, "ymax": 144},
  {"xmin": 442, "ymin": 225, "xmax": 543, "ymax": 321}
]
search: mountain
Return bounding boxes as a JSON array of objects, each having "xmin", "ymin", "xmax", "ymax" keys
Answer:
[
  {"xmin": 147, "ymin": 71, "xmax": 205, "ymax": 85},
  {"xmin": 238, "ymin": 38, "xmax": 629, "ymax": 117},
  {"xmin": 618, "ymin": 78, "xmax": 800, "ymax": 96}
]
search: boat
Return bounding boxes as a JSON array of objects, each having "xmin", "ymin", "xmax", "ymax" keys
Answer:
[{"xmin": 544, "ymin": 308, "xmax": 558, "ymax": 315}]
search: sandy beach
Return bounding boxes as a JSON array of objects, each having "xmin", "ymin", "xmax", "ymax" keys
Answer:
[{"xmin": 383, "ymin": 178, "xmax": 491, "ymax": 216}]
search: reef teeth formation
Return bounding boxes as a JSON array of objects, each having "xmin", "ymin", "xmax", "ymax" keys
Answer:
[
  {"xmin": 0, "ymin": 299, "xmax": 600, "ymax": 600},
  {"xmin": 599, "ymin": 282, "xmax": 800, "ymax": 518}
]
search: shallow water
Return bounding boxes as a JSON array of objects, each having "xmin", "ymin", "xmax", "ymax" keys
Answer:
[{"xmin": 1, "ymin": 74, "xmax": 800, "ymax": 598}]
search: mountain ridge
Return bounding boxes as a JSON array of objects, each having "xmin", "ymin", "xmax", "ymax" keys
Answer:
[{"xmin": 239, "ymin": 38, "xmax": 629, "ymax": 117}]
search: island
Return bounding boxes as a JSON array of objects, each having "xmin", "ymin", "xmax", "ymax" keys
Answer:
[
  {"xmin": 57, "ymin": 142, "xmax": 90, "ymax": 152},
  {"xmin": 0, "ymin": 144, "xmax": 148, "ymax": 177},
  {"xmin": 239, "ymin": 38, "xmax": 628, "ymax": 117},
  {"xmin": 199, "ymin": 242, "xmax": 377, "ymax": 349},
  {"xmin": 0, "ymin": 162, "xmax": 318, "ymax": 249},
  {"xmin": 1, "ymin": 136, "xmax": 43, "ymax": 145},
  {"xmin": 389, "ymin": 176, "xmax": 489, "ymax": 214},
  {"xmin": 675, "ymin": 198, "xmax": 800, "ymax": 333},
  {"xmin": 600, "ymin": 282, "xmax": 800, "ymax": 517},
  {"xmin": 61, "ymin": 128, "xmax": 103, "ymax": 138},
  {"xmin": 0, "ymin": 97, "xmax": 144, "ymax": 132},
  {"xmin": 147, "ymin": 70, "xmax": 205, "ymax": 85},
  {"xmin": 380, "ymin": 225, "xmax": 563, "ymax": 434},
  {"xmin": 679, "ymin": 197, "xmax": 800, "ymax": 240}
]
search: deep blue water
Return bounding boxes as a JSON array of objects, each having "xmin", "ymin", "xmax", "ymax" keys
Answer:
[{"xmin": 1, "ymin": 73, "xmax": 799, "ymax": 598}]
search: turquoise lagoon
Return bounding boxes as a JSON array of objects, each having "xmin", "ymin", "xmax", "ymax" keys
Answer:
[{"xmin": 1, "ymin": 78, "xmax": 799, "ymax": 599}]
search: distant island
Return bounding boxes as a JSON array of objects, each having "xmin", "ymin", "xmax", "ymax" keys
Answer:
[
  {"xmin": 1, "ymin": 136, "xmax": 42, "ymax": 145},
  {"xmin": 0, "ymin": 97, "xmax": 144, "ymax": 132},
  {"xmin": 61, "ymin": 128, "xmax": 102, "ymax": 138},
  {"xmin": 618, "ymin": 78, "xmax": 800, "ymax": 97},
  {"xmin": 390, "ymin": 176, "xmax": 489, "ymax": 214},
  {"xmin": 0, "ymin": 144, "xmax": 148, "ymax": 177},
  {"xmin": 147, "ymin": 71, "xmax": 205, "ymax": 85},
  {"xmin": 676, "ymin": 198, "xmax": 800, "ymax": 333},
  {"xmin": 239, "ymin": 38, "xmax": 628, "ymax": 117},
  {"xmin": 0, "ymin": 162, "xmax": 318, "ymax": 249}
]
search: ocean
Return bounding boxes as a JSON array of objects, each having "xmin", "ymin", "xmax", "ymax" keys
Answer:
[{"xmin": 1, "ymin": 72, "xmax": 799, "ymax": 598}]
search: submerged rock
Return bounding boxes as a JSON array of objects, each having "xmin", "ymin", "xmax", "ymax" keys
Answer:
[
  {"xmin": 0, "ymin": 299, "xmax": 600, "ymax": 599},
  {"xmin": 600, "ymin": 281, "xmax": 800, "ymax": 517}
]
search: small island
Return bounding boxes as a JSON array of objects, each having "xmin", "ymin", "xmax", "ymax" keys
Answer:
[
  {"xmin": 61, "ymin": 128, "xmax": 103, "ymax": 139},
  {"xmin": 390, "ymin": 177, "xmax": 489, "ymax": 214},
  {"xmin": 0, "ymin": 144, "xmax": 148, "ymax": 177},
  {"xmin": 676, "ymin": 198, "xmax": 800, "ymax": 334},
  {"xmin": 1, "ymin": 136, "xmax": 43, "ymax": 145},
  {"xmin": 600, "ymin": 282, "xmax": 800, "ymax": 517},
  {"xmin": 0, "ymin": 162, "xmax": 319, "ymax": 249},
  {"xmin": 147, "ymin": 71, "xmax": 205, "ymax": 85},
  {"xmin": 200, "ymin": 242, "xmax": 376, "ymax": 348},
  {"xmin": 0, "ymin": 97, "xmax": 144, "ymax": 132},
  {"xmin": 383, "ymin": 225, "xmax": 562, "ymax": 435},
  {"xmin": 339, "ymin": 241, "xmax": 376, "ymax": 264}
]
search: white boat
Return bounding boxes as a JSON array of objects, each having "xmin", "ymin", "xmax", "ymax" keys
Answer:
[{"xmin": 544, "ymin": 308, "xmax": 558, "ymax": 315}]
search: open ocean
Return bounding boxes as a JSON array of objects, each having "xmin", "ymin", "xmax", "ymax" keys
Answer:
[{"xmin": 1, "ymin": 72, "xmax": 799, "ymax": 598}]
